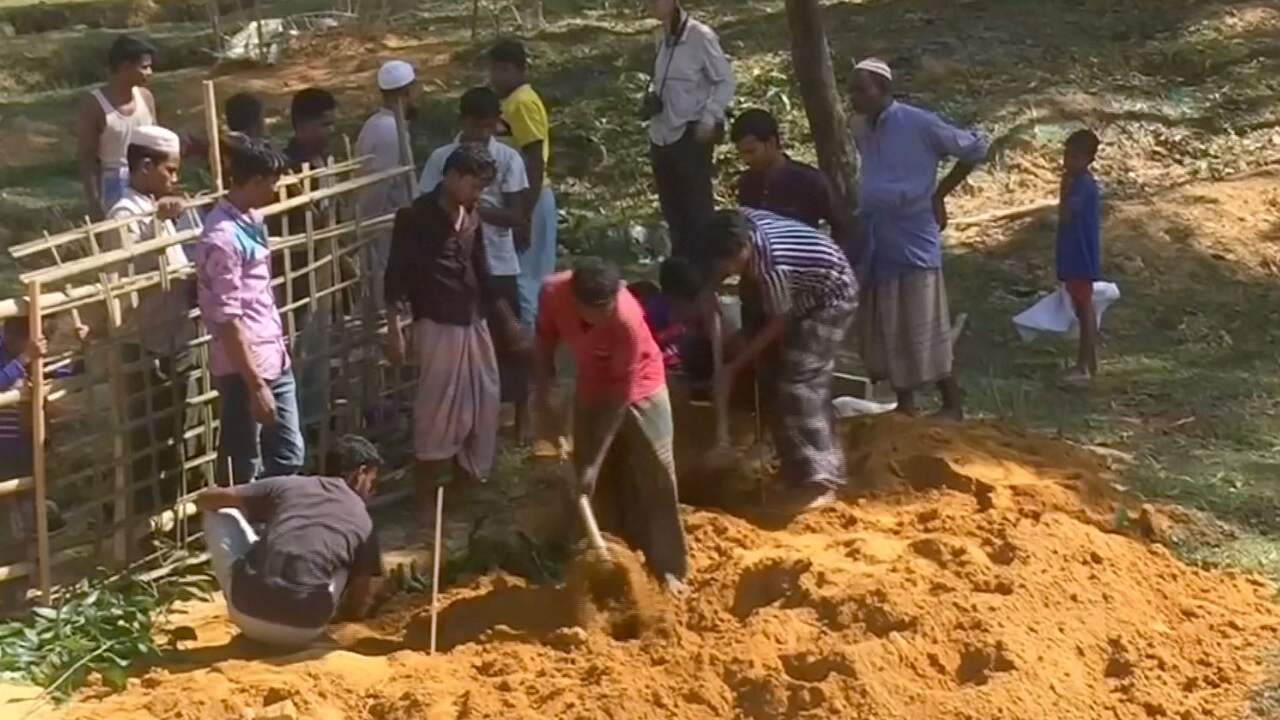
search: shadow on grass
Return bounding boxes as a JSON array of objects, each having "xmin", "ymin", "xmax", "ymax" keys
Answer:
[{"xmin": 945, "ymin": 190, "xmax": 1280, "ymax": 551}]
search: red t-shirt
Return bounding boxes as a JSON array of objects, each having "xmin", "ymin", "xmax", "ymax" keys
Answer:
[{"xmin": 537, "ymin": 272, "xmax": 666, "ymax": 406}]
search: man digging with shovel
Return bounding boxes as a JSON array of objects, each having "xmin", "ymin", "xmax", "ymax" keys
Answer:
[
  {"xmin": 533, "ymin": 260, "xmax": 689, "ymax": 595},
  {"xmin": 699, "ymin": 208, "xmax": 858, "ymax": 514}
]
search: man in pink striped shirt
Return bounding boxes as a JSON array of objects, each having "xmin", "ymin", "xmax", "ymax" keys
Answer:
[{"xmin": 196, "ymin": 135, "xmax": 304, "ymax": 486}]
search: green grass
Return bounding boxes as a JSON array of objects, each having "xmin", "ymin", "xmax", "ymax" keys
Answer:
[{"xmin": 4, "ymin": 0, "xmax": 1280, "ymax": 576}]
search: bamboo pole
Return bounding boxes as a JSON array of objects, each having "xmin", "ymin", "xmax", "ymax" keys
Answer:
[
  {"xmin": 98, "ymin": 272, "xmax": 130, "ymax": 565},
  {"xmin": 393, "ymin": 97, "xmax": 417, "ymax": 199},
  {"xmin": 27, "ymin": 280, "xmax": 51, "ymax": 602},
  {"xmin": 25, "ymin": 166, "xmax": 409, "ymax": 286},
  {"xmin": 253, "ymin": 0, "xmax": 267, "ymax": 64},
  {"xmin": 203, "ymin": 81, "xmax": 224, "ymax": 194},
  {"xmin": 430, "ymin": 485, "xmax": 444, "ymax": 654},
  {"xmin": 207, "ymin": 0, "xmax": 224, "ymax": 55}
]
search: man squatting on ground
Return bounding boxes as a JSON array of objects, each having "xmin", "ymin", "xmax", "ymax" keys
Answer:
[
  {"xmin": 197, "ymin": 435, "xmax": 386, "ymax": 646},
  {"xmin": 196, "ymin": 135, "xmax": 305, "ymax": 486}
]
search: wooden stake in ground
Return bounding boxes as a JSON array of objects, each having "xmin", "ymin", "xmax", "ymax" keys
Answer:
[
  {"xmin": 429, "ymin": 484, "xmax": 444, "ymax": 654},
  {"xmin": 27, "ymin": 280, "xmax": 51, "ymax": 602}
]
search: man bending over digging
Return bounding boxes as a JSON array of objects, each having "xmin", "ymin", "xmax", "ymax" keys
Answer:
[
  {"xmin": 197, "ymin": 435, "xmax": 386, "ymax": 646},
  {"xmin": 533, "ymin": 259, "xmax": 689, "ymax": 594}
]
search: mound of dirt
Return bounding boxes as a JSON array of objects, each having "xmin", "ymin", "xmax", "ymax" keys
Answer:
[{"xmin": 50, "ymin": 417, "xmax": 1280, "ymax": 719}]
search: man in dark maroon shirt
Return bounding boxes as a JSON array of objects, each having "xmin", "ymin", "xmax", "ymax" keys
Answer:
[
  {"xmin": 731, "ymin": 109, "xmax": 851, "ymax": 391},
  {"xmin": 732, "ymin": 108, "xmax": 846, "ymax": 238}
]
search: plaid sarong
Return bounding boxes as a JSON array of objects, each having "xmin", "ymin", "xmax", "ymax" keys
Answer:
[
  {"xmin": 857, "ymin": 268, "xmax": 954, "ymax": 390},
  {"xmin": 774, "ymin": 296, "xmax": 857, "ymax": 489},
  {"xmin": 574, "ymin": 387, "xmax": 688, "ymax": 580},
  {"xmin": 411, "ymin": 317, "xmax": 500, "ymax": 480}
]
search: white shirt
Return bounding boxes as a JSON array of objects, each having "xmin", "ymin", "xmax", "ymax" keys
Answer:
[
  {"xmin": 419, "ymin": 136, "xmax": 529, "ymax": 276},
  {"xmin": 355, "ymin": 108, "xmax": 412, "ymax": 218},
  {"xmin": 647, "ymin": 17, "xmax": 735, "ymax": 146},
  {"xmin": 105, "ymin": 186, "xmax": 200, "ymax": 355},
  {"xmin": 106, "ymin": 187, "xmax": 194, "ymax": 270}
]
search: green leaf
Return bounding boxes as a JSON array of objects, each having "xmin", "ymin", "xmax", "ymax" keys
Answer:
[
  {"xmin": 31, "ymin": 607, "xmax": 58, "ymax": 621},
  {"xmin": 100, "ymin": 666, "xmax": 128, "ymax": 691}
]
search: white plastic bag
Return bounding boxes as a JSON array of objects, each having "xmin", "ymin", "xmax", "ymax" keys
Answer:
[{"xmin": 1012, "ymin": 282, "xmax": 1120, "ymax": 342}]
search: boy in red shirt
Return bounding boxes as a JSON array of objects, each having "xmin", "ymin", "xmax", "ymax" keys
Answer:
[{"xmin": 533, "ymin": 260, "xmax": 688, "ymax": 591}]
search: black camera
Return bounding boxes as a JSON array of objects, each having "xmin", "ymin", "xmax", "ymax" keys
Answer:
[{"xmin": 638, "ymin": 92, "xmax": 664, "ymax": 120}]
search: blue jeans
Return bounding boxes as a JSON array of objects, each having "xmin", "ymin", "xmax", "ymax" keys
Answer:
[
  {"xmin": 215, "ymin": 371, "xmax": 305, "ymax": 485},
  {"xmin": 517, "ymin": 187, "xmax": 557, "ymax": 330}
]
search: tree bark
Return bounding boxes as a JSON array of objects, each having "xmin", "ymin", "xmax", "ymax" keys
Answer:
[{"xmin": 784, "ymin": 0, "xmax": 858, "ymax": 217}]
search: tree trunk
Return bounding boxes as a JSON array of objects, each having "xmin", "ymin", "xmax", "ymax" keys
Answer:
[{"xmin": 784, "ymin": 0, "xmax": 858, "ymax": 217}]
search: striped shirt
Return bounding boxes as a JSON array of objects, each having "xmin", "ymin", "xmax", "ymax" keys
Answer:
[{"xmin": 742, "ymin": 208, "xmax": 857, "ymax": 317}]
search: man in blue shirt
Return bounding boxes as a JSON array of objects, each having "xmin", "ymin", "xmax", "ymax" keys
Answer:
[
  {"xmin": 0, "ymin": 319, "xmax": 82, "ymax": 613},
  {"xmin": 849, "ymin": 58, "xmax": 987, "ymax": 420}
]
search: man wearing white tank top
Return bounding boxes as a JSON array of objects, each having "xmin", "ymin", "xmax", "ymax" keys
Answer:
[{"xmin": 76, "ymin": 35, "xmax": 158, "ymax": 221}]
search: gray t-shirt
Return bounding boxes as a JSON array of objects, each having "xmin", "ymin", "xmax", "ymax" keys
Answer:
[{"xmin": 230, "ymin": 476, "xmax": 381, "ymax": 628}]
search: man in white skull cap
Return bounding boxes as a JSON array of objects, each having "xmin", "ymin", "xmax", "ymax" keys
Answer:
[
  {"xmin": 356, "ymin": 60, "xmax": 420, "ymax": 302},
  {"xmin": 105, "ymin": 124, "xmax": 204, "ymax": 518}
]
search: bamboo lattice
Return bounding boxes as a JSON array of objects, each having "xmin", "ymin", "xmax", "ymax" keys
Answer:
[{"xmin": 0, "ymin": 144, "xmax": 415, "ymax": 601}]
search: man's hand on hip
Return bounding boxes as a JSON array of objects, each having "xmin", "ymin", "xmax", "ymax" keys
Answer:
[{"xmin": 932, "ymin": 192, "xmax": 949, "ymax": 231}]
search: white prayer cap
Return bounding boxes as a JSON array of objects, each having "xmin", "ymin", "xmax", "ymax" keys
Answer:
[
  {"xmin": 854, "ymin": 58, "xmax": 893, "ymax": 82},
  {"xmin": 130, "ymin": 125, "xmax": 181, "ymax": 156},
  {"xmin": 377, "ymin": 60, "xmax": 416, "ymax": 91}
]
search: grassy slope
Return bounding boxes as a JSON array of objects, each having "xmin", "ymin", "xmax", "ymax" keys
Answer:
[{"xmin": 2, "ymin": 0, "xmax": 1280, "ymax": 571}]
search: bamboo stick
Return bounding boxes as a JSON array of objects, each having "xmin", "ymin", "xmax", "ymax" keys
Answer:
[
  {"xmin": 393, "ymin": 97, "xmax": 417, "ymax": 199},
  {"xmin": 0, "ymin": 476, "xmax": 34, "ymax": 499},
  {"xmin": 9, "ymin": 160, "xmax": 372, "ymax": 264},
  {"xmin": 28, "ymin": 280, "xmax": 51, "ymax": 602},
  {"xmin": 204, "ymin": 81, "xmax": 224, "ymax": 194},
  {"xmin": 25, "ymin": 169, "xmax": 408, "ymax": 286},
  {"xmin": 99, "ymin": 272, "xmax": 130, "ymax": 565}
]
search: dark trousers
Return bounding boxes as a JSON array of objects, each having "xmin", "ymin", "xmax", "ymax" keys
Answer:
[{"xmin": 650, "ymin": 127, "xmax": 716, "ymax": 259}]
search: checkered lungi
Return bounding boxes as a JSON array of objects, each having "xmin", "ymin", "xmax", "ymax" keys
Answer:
[
  {"xmin": 574, "ymin": 387, "xmax": 688, "ymax": 580},
  {"xmin": 773, "ymin": 296, "xmax": 857, "ymax": 490},
  {"xmin": 857, "ymin": 268, "xmax": 953, "ymax": 391}
]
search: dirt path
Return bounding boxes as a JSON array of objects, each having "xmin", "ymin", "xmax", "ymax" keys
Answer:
[{"xmin": 39, "ymin": 416, "xmax": 1280, "ymax": 720}]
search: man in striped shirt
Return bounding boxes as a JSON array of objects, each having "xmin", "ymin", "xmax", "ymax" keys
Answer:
[{"xmin": 701, "ymin": 208, "xmax": 858, "ymax": 512}]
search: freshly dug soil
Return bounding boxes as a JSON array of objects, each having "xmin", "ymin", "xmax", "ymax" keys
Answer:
[{"xmin": 50, "ymin": 417, "xmax": 1280, "ymax": 720}]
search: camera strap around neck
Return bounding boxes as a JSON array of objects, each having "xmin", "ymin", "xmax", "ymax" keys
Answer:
[{"xmin": 655, "ymin": 12, "xmax": 691, "ymax": 98}]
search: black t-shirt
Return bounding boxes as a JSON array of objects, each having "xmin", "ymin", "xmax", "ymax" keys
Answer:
[{"xmin": 230, "ymin": 476, "xmax": 381, "ymax": 628}]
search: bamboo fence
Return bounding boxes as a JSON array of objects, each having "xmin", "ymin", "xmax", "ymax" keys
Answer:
[{"xmin": 0, "ymin": 85, "xmax": 416, "ymax": 602}]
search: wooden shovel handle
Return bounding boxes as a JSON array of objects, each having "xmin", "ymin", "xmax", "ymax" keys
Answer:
[{"xmin": 577, "ymin": 495, "xmax": 610, "ymax": 559}]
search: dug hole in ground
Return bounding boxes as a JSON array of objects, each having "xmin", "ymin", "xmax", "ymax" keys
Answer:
[{"xmin": 33, "ymin": 415, "xmax": 1280, "ymax": 720}]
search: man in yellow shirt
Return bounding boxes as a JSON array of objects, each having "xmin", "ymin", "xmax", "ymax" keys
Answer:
[{"xmin": 489, "ymin": 40, "xmax": 557, "ymax": 336}]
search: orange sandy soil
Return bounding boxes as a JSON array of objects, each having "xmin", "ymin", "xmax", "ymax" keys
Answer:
[{"xmin": 27, "ymin": 416, "xmax": 1280, "ymax": 720}]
